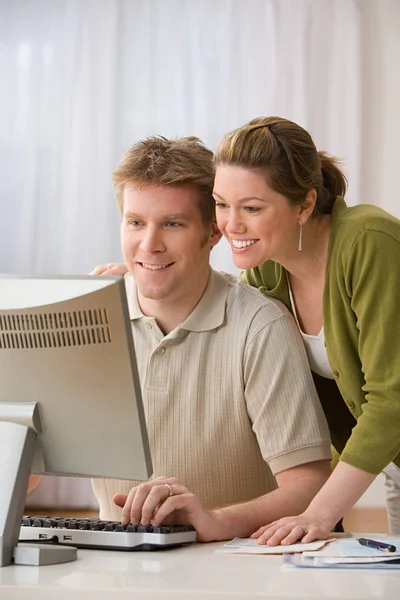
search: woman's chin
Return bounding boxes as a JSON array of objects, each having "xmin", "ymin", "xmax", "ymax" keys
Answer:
[{"xmin": 232, "ymin": 252, "xmax": 263, "ymax": 270}]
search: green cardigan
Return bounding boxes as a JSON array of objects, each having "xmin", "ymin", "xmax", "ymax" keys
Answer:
[{"xmin": 241, "ymin": 196, "xmax": 400, "ymax": 474}]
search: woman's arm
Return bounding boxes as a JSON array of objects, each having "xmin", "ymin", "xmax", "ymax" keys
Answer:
[
  {"xmin": 253, "ymin": 461, "xmax": 376, "ymax": 545},
  {"xmin": 336, "ymin": 229, "xmax": 400, "ymax": 472}
]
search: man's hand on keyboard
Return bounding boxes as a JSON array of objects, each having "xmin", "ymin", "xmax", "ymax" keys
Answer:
[{"xmin": 113, "ymin": 476, "xmax": 221, "ymax": 542}]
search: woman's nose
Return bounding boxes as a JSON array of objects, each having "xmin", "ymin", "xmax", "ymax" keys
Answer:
[{"xmin": 225, "ymin": 213, "xmax": 246, "ymax": 234}]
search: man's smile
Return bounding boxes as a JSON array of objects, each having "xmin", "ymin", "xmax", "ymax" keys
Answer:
[{"xmin": 138, "ymin": 262, "xmax": 174, "ymax": 271}]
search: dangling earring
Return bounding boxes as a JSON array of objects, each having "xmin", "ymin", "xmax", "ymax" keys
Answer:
[{"xmin": 298, "ymin": 222, "xmax": 303, "ymax": 252}]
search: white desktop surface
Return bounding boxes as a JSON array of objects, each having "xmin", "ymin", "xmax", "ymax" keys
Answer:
[{"xmin": 1, "ymin": 539, "xmax": 399, "ymax": 600}]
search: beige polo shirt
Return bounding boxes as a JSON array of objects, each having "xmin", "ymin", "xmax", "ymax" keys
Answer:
[{"xmin": 92, "ymin": 269, "xmax": 331, "ymax": 521}]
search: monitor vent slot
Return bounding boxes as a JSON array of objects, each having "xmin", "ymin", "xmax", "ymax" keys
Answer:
[{"xmin": 0, "ymin": 309, "xmax": 111, "ymax": 349}]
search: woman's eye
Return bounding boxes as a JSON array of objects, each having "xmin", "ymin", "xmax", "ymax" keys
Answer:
[
  {"xmin": 244, "ymin": 206, "xmax": 260, "ymax": 213},
  {"xmin": 215, "ymin": 202, "xmax": 228, "ymax": 209}
]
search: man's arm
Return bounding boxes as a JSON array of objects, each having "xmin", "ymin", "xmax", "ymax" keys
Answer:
[
  {"xmin": 206, "ymin": 459, "xmax": 332, "ymax": 540},
  {"xmin": 113, "ymin": 460, "xmax": 331, "ymax": 542}
]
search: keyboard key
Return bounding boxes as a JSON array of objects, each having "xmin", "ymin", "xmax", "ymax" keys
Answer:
[
  {"xmin": 43, "ymin": 518, "xmax": 58, "ymax": 528},
  {"xmin": 32, "ymin": 518, "xmax": 44, "ymax": 527}
]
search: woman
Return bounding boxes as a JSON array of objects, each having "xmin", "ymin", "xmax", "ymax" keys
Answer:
[{"xmin": 212, "ymin": 116, "xmax": 400, "ymax": 545}]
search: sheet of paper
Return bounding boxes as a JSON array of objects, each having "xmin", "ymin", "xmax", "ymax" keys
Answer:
[
  {"xmin": 341, "ymin": 539, "xmax": 400, "ymax": 557},
  {"xmin": 216, "ymin": 537, "xmax": 334, "ymax": 555},
  {"xmin": 283, "ymin": 553, "xmax": 400, "ymax": 570},
  {"xmin": 314, "ymin": 556, "xmax": 400, "ymax": 565},
  {"xmin": 304, "ymin": 538, "xmax": 400, "ymax": 559}
]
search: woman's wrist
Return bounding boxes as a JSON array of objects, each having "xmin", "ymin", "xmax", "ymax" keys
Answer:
[{"xmin": 302, "ymin": 505, "xmax": 338, "ymax": 533}]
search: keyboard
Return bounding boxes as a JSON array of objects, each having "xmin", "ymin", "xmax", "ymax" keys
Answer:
[{"xmin": 20, "ymin": 516, "xmax": 197, "ymax": 551}]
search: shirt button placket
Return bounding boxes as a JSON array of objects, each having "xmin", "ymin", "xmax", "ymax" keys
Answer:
[{"xmin": 146, "ymin": 345, "xmax": 169, "ymax": 390}]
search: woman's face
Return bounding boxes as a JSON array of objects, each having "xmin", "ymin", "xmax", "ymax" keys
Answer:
[{"xmin": 213, "ymin": 166, "xmax": 300, "ymax": 270}]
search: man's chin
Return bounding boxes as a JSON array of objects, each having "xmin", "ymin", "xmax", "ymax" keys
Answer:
[{"xmin": 136, "ymin": 284, "xmax": 169, "ymax": 301}]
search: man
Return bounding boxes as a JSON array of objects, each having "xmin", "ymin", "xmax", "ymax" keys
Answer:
[{"xmin": 90, "ymin": 135, "xmax": 332, "ymax": 542}]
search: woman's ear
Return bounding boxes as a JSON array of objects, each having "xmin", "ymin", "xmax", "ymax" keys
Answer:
[{"xmin": 299, "ymin": 189, "xmax": 317, "ymax": 223}]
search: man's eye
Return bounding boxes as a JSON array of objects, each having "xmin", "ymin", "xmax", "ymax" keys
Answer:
[
  {"xmin": 128, "ymin": 220, "xmax": 142, "ymax": 227},
  {"xmin": 244, "ymin": 206, "xmax": 260, "ymax": 213},
  {"xmin": 165, "ymin": 222, "xmax": 181, "ymax": 228}
]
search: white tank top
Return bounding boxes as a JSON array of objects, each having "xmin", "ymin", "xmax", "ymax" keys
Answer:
[{"xmin": 287, "ymin": 278, "xmax": 334, "ymax": 380}]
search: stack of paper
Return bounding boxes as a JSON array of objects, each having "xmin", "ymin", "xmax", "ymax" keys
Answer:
[{"xmin": 283, "ymin": 537, "xmax": 400, "ymax": 570}]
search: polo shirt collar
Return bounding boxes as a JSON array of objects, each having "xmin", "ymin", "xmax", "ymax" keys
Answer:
[
  {"xmin": 124, "ymin": 273, "xmax": 143, "ymax": 320},
  {"xmin": 124, "ymin": 268, "xmax": 228, "ymax": 332},
  {"xmin": 181, "ymin": 268, "xmax": 228, "ymax": 332}
]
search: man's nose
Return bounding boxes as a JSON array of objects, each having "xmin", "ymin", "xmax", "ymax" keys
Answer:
[{"xmin": 140, "ymin": 227, "xmax": 165, "ymax": 253}]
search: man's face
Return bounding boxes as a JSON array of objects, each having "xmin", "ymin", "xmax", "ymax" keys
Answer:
[{"xmin": 121, "ymin": 184, "xmax": 220, "ymax": 304}]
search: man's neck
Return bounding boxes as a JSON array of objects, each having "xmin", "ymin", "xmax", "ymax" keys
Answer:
[{"xmin": 137, "ymin": 268, "xmax": 211, "ymax": 335}]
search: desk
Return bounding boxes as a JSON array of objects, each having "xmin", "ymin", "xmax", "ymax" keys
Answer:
[{"xmin": 0, "ymin": 540, "xmax": 399, "ymax": 600}]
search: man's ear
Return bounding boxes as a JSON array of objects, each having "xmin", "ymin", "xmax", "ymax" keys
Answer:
[
  {"xmin": 299, "ymin": 189, "xmax": 317, "ymax": 223},
  {"xmin": 209, "ymin": 220, "xmax": 222, "ymax": 248}
]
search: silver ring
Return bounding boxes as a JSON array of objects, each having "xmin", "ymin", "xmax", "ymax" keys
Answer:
[{"xmin": 164, "ymin": 483, "xmax": 174, "ymax": 497}]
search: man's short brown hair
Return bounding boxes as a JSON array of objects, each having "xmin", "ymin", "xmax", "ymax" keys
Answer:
[{"xmin": 113, "ymin": 136, "xmax": 215, "ymax": 225}]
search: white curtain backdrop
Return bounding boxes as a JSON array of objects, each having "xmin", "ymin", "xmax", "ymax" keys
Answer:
[{"xmin": 1, "ymin": 0, "xmax": 398, "ymax": 510}]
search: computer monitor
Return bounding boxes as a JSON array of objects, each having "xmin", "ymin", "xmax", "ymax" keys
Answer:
[{"xmin": 0, "ymin": 275, "xmax": 152, "ymax": 567}]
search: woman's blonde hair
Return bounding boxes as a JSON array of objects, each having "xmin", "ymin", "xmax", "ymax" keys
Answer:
[{"xmin": 213, "ymin": 116, "xmax": 347, "ymax": 215}]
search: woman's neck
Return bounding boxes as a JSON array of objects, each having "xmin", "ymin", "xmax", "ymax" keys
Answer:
[{"xmin": 282, "ymin": 214, "xmax": 331, "ymax": 285}]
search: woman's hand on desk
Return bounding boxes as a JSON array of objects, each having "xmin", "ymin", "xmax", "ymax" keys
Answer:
[
  {"xmin": 251, "ymin": 510, "xmax": 336, "ymax": 546},
  {"xmin": 253, "ymin": 462, "xmax": 377, "ymax": 545},
  {"xmin": 113, "ymin": 476, "xmax": 222, "ymax": 542}
]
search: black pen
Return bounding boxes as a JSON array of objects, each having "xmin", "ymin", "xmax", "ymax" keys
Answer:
[{"xmin": 357, "ymin": 537, "xmax": 397, "ymax": 553}]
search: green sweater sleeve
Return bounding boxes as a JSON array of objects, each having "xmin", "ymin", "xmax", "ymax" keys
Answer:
[{"xmin": 339, "ymin": 229, "xmax": 400, "ymax": 472}]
